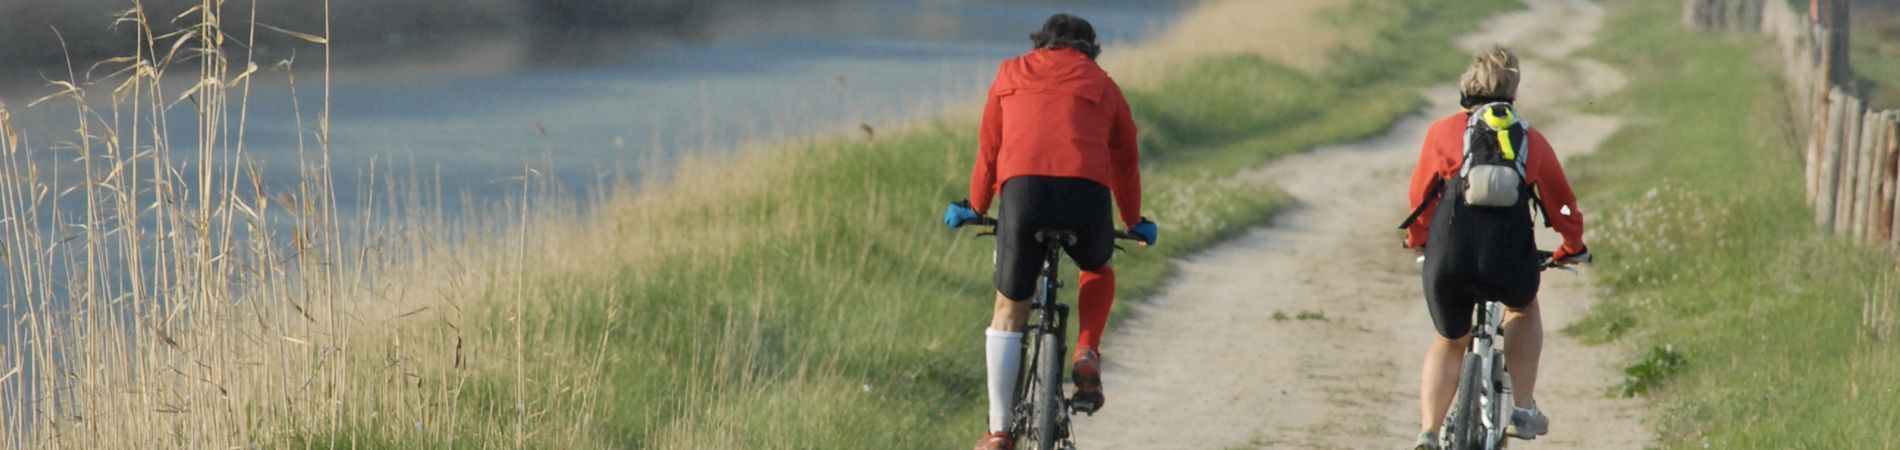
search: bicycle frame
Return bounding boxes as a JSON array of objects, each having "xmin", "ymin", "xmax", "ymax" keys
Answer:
[
  {"xmin": 1439, "ymin": 300, "xmax": 1513, "ymax": 450},
  {"xmin": 1477, "ymin": 302, "xmax": 1516, "ymax": 448},
  {"xmin": 1010, "ymin": 230, "xmax": 1075, "ymax": 450},
  {"xmin": 1439, "ymin": 251, "xmax": 1585, "ymax": 450},
  {"xmin": 950, "ymin": 210, "xmax": 1143, "ymax": 450}
]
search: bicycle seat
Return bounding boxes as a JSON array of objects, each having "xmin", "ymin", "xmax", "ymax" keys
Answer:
[{"xmin": 1033, "ymin": 229, "xmax": 1079, "ymax": 246}]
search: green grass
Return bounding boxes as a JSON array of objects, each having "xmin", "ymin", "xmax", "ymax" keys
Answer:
[
  {"xmin": 1853, "ymin": 6, "xmax": 1900, "ymax": 110},
  {"xmin": 1130, "ymin": 0, "xmax": 1506, "ymax": 178},
  {"xmin": 1566, "ymin": 0, "xmax": 1900, "ymax": 447},
  {"xmin": 287, "ymin": 0, "xmax": 1519, "ymax": 447}
]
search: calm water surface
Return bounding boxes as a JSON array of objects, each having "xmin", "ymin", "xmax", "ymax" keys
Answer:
[{"xmin": 3, "ymin": 0, "xmax": 1189, "ymax": 211}]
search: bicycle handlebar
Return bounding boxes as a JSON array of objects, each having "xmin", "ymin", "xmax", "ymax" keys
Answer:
[
  {"xmin": 1413, "ymin": 250, "xmax": 1593, "ymax": 272},
  {"xmin": 1535, "ymin": 250, "xmax": 1593, "ymax": 271},
  {"xmin": 956, "ymin": 215, "xmax": 1144, "ymax": 242}
]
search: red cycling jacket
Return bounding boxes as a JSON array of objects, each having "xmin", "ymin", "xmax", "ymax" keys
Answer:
[
  {"xmin": 1404, "ymin": 112, "xmax": 1587, "ymax": 255},
  {"xmin": 969, "ymin": 47, "xmax": 1142, "ymax": 228}
]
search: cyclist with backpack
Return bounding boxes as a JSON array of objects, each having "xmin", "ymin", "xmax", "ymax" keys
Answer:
[
  {"xmin": 942, "ymin": 13, "xmax": 1156, "ymax": 450},
  {"xmin": 1399, "ymin": 45, "xmax": 1589, "ymax": 449}
]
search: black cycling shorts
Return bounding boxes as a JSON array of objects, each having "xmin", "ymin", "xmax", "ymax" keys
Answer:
[
  {"xmin": 1422, "ymin": 257, "xmax": 1541, "ymax": 339},
  {"xmin": 1421, "ymin": 179, "xmax": 1543, "ymax": 339},
  {"xmin": 994, "ymin": 176, "xmax": 1115, "ymax": 301}
]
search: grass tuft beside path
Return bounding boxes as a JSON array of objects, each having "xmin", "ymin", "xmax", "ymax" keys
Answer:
[{"xmin": 1566, "ymin": 0, "xmax": 1900, "ymax": 447}]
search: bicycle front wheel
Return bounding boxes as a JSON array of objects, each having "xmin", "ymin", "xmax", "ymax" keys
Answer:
[
  {"xmin": 1444, "ymin": 353, "xmax": 1485, "ymax": 450},
  {"xmin": 1030, "ymin": 332, "xmax": 1064, "ymax": 450}
]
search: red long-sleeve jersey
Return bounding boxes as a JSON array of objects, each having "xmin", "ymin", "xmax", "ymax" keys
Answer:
[
  {"xmin": 1404, "ymin": 112, "xmax": 1586, "ymax": 255},
  {"xmin": 969, "ymin": 47, "xmax": 1142, "ymax": 228}
]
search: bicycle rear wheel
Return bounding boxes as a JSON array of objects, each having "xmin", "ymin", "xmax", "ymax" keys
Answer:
[
  {"xmin": 1028, "ymin": 332, "xmax": 1064, "ymax": 450},
  {"xmin": 1486, "ymin": 356, "xmax": 1513, "ymax": 448},
  {"xmin": 1444, "ymin": 353, "xmax": 1485, "ymax": 450}
]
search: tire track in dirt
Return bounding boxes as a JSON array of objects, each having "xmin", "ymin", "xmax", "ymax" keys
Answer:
[{"xmin": 1072, "ymin": 1, "xmax": 1650, "ymax": 448}]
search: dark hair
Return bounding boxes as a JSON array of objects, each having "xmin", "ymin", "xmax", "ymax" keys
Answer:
[{"xmin": 1030, "ymin": 14, "xmax": 1100, "ymax": 60}]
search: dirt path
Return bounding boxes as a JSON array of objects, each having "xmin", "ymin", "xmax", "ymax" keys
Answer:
[{"xmin": 1072, "ymin": 1, "xmax": 1650, "ymax": 448}]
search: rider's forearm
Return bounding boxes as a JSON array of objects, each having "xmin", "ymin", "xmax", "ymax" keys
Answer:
[
  {"xmin": 1113, "ymin": 182, "xmax": 1141, "ymax": 229},
  {"xmin": 971, "ymin": 95, "xmax": 1004, "ymax": 214},
  {"xmin": 970, "ymin": 173, "xmax": 996, "ymax": 215},
  {"xmin": 1106, "ymin": 99, "xmax": 1141, "ymax": 228},
  {"xmin": 1528, "ymin": 139, "xmax": 1586, "ymax": 253}
]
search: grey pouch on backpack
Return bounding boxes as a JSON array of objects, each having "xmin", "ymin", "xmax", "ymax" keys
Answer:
[
  {"xmin": 1459, "ymin": 102, "xmax": 1529, "ymax": 208},
  {"xmin": 1463, "ymin": 164, "xmax": 1522, "ymax": 207}
]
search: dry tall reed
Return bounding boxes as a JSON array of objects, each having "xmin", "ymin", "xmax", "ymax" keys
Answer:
[
  {"xmin": 0, "ymin": 0, "xmax": 1424, "ymax": 447},
  {"xmin": 0, "ymin": 0, "xmax": 603, "ymax": 447}
]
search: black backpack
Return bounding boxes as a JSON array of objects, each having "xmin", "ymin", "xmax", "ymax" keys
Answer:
[{"xmin": 1399, "ymin": 103, "xmax": 1541, "ymax": 229}]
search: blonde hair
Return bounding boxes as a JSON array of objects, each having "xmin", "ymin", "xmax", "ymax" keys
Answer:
[{"xmin": 1458, "ymin": 45, "xmax": 1520, "ymax": 100}]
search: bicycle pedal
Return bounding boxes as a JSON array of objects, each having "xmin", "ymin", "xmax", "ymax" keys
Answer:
[{"xmin": 1069, "ymin": 394, "xmax": 1102, "ymax": 415}]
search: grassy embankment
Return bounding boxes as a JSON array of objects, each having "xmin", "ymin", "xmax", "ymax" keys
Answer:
[
  {"xmin": 1564, "ymin": 0, "xmax": 1900, "ymax": 446},
  {"xmin": 0, "ymin": 0, "xmax": 1512, "ymax": 447},
  {"xmin": 284, "ymin": 0, "xmax": 1528, "ymax": 448}
]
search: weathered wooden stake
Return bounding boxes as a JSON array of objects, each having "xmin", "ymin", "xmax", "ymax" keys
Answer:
[
  {"xmin": 1845, "ymin": 111, "xmax": 1863, "ymax": 238},
  {"xmin": 1819, "ymin": 88, "xmax": 1847, "ymax": 230},
  {"xmin": 1824, "ymin": 0, "xmax": 1853, "ymax": 87},
  {"xmin": 1854, "ymin": 112, "xmax": 1869, "ymax": 239},
  {"xmin": 1838, "ymin": 102, "xmax": 1863, "ymax": 234},
  {"xmin": 1878, "ymin": 112, "xmax": 1898, "ymax": 242},
  {"xmin": 1888, "ymin": 113, "xmax": 1900, "ymax": 244},
  {"xmin": 1809, "ymin": 86, "xmax": 1830, "ymax": 203},
  {"xmin": 1861, "ymin": 112, "xmax": 1885, "ymax": 239}
]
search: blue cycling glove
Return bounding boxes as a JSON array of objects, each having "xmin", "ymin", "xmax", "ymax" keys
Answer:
[
  {"xmin": 1131, "ymin": 217, "xmax": 1158, "ymax": 246},
  {"xmin": 944, "ymin": 200, "xmax": 979, "ymax": 229}
]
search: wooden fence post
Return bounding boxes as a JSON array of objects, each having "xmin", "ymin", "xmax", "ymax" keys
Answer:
[
  {"xmin": 1873, "ymin": 112, "xmax": 1893, "ymax": 240},
  {"xmin": 1878, "ymin": 112, "xmax": 1898, "ymax": 242},
  {"xmin": 1811, "ymin": 17, "xmax": 1836, "ymax": 205},
  {"xmin": 1887, "ymin": 112, "xmax": 1900, "ymax": 244},
  {"xmin": 1869, "ymin": 111, "xmax": 1884, "ymax": 239},
  {"xmin": 1863, "ymin": 112, "xmax": 1881, "ymax": 238},
  {"xmin": 1809, "ymin": 67, "xmax": 1832, "ymax": 204},
  {"xmin": 1824, "ymin": 0, "xmax": 1853, "ymax": 87},
  {"xmin": 1694, "ymin": 0, "xmax": 1710, "ymax": 28},
  {"xmin": 1720, "ymin": 0, "xmax": 1733, "ymax": 29},
  {"xmin": 1819, "ymin": 88, "xmax": 1847, "ymax": 230},
  {"xmin": 1839, "ymin": 101, "xmax": 1864, "ymax": 234},
  {"xmin": 1845, "ymin": 111, "xmax": 1863, "ymax": 237},
  {"xmin": 1745, "ymin": 0, "xmax": 1764, "ymax": 31}
]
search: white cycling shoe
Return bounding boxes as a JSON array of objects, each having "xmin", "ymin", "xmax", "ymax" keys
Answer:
[
  {"xmin": 1413, "ymin": 430, "xmax": 1440, "ymax": 450},
  {"xmin": 1510, "ymin": 406, "xmax": 1549, "ymax": 439}
]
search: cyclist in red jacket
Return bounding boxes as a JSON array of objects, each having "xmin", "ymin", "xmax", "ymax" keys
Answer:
[
  {"xmin": 1401, "ymin": 46, "xmax": 1589, "ymax": 449},
  {"xmin": 945, "ymin": 14, "xmax": 1154, "ymax": 450}
]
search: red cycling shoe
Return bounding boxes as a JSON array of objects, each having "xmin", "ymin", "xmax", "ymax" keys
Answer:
[
  {"xmin": 972, "ymin": 431, "xmax": 1012, "ymax": 450},
  {"xmin": 1071, "ymin": 347, "xmax": 1104, "ymax": 414}
]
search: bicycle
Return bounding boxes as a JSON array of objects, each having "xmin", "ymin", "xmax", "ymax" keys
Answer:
[
  {"xmin": 954, "ymin": 214, "xmax": 1142, "ymax": 450},
  {"xmin": 1436, "ymin": 250, "xmax": 1591, "ymax": 450}
]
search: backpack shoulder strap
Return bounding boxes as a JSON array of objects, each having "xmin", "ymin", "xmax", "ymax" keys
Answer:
[
  {"xmin": 1512, "ymin": 119, "xmax": 1532, "ymax": 176},
  {"xmin": 1397, "ymin": 177, "xmax": 1447, "ymax": 229},
  {"xmin": 1507, "ymin": 124, "xmax": 1530, "ymax": 177},
  {"xmin": 1459, "ymin": 113, "xmax": 1482, "ymax": 178},
  {"xmin": 1528, "ymin": 182, "xmax": 1553, "ymax": 228}
]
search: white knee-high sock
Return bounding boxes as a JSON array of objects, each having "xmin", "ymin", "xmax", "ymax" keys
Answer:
[{"xmin": 986, "ymin": 328, "xmax": 1023, "ymax": 433}]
